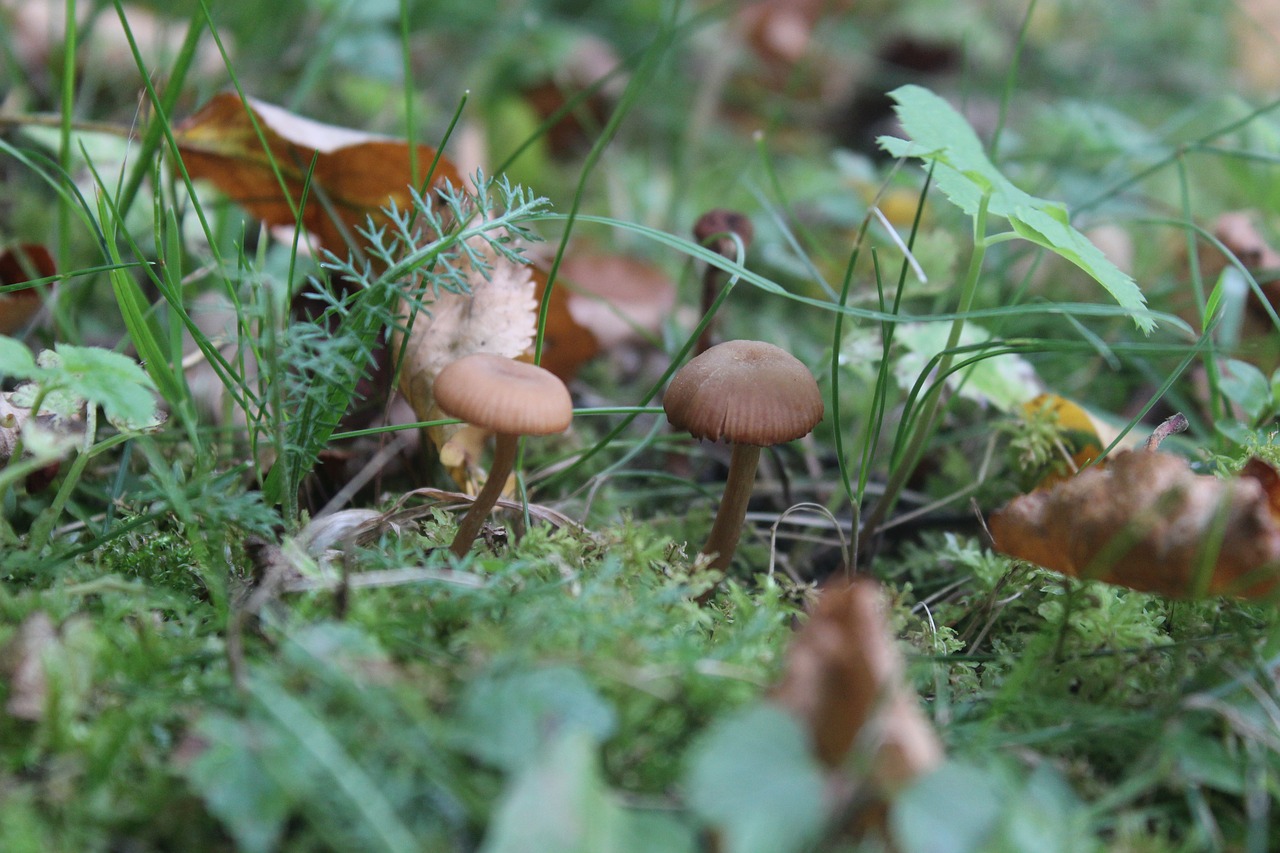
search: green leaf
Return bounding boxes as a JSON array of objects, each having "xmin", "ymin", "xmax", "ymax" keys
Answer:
[
  {"xmin": 0, "ymin": 336, "xmax": 38, "ymax": 381},
  {"xmin": 992, "ymin": 765, "xmax": 1094, "ymax": 853},
  {"xmin": 878, "ymin": 84, "xmax": 1152, "ymax": 333},
  {"xmin": 184, "ymin": 714, "xmax": 294, "ymax": 853},
  {"xmin": 1008, "ymin": 205, "xmax": 1149, "ymax": 332},
  {"xmin": 482, "ymin": 732, "xmax": 614, "ymax": 853},
  {"xmin": 1220, "ymin": 358, "xmax": 1272, "ymax": 423},
  {"xmin": 247, "ymin": 675, "xmax": 420, "ymax": 853},
  {"xmin": 892, "ymin": 761, "xmax": 1095, "ymax": 853},
  {"xmin": 684, "ymin": 705, "xmax": 826, "ymax": 853},
  {"xmin": 481, "ymin": 730, "xmax": 697, "ymax": 853},
  {"xmin": 455, "ymin": 665, "xmax": 617, "ymax": 772},
  {"xmin": 891, "ymin": 762, "xmax": 1005, "ymax": 853},
  {"xmin": 892, "ymin": 321, "xmax": 1041, "ymax": 412},
  {"xmin": 50, "ymin": 344, "xmax": 162, "ymax": 430}
]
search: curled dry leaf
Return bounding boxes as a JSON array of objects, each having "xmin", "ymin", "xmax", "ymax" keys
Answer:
[
  {"xmin": 0, "ymin": 243, "xmax": 56, "ymax": 335},
  {"xmin": 770, "ymin": 578, "xmax": 944, "ymax": 832},
  {"xmin": 990, "ymin": 449, "xmax": 1280, "ymax": 598},
  {"xmin": 175, "ymin": 93, "xmax": 462, "ymax": 257}
]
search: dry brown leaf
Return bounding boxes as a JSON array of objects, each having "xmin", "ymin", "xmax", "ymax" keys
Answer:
[
  {"xmin": 0, "ymin": 243, "xmax": 56, "ymax": 335},
  {"xmin": 770, "ymin": 579, "xmax": 944, "ymax": 814},
  {"xmin": 2, "ymin": 611, "xmax": 57, "ymax": 721},
  {"xmin": 0, "ymin": 392, "xmax": 31, "ymax": 466},
  {"xmin": 519, "ymin": 33, "xmax": 625, "ymax": 158},
  {"xmin": 1211, "ymin": 212, "xmax": 1280, "ymax": 316},
  {"xmin": 557, "ymin": 250, "xmax": 677, "ymax": 352},
  {"xmin": 394, "ymin": 239, "xmax": 539, "ymax": 489},
  {"xmin": 990, "ymin": 449, "xmax": 1280, "ymax": 599},
  {"xmin": 536, "ymin": 265, "xmax": 601, "ymax": 383},
  {"xmin": 174, "ymin": 93, "xmax": 462, "ymax": 257}
]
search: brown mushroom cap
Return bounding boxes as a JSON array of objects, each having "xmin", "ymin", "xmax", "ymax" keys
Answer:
[
  {"xmin": 435, "ymin": 354, "xmax": 573, "ymax": 435},
  {"xmin": 664, "ymin": 340, "xmax": 823, "ymax": 445}
]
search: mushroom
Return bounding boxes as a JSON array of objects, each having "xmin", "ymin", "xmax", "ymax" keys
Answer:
[
  {"xmin": 692, "ymin": 209, "xmax": 754, "ymax": 357},
  {"xmin": 433, "ymin": 354, "xmax": 573, "ymax": 557},
  {"xmin": 663, "ymin": 340, "xmax": 823, "ymax": 572}
]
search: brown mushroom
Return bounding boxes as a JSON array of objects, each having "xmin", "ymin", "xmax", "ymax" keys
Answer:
[
  {"xmin": 433, "ymin": 354, "xmax": 573, "ymax": 557},
  {"xmin": 663, "ymin": 340, "xmax": 823, "ymax": 572},
  {"xmin": 692, "ymin": 210, "xmax": 754, "ymax": 357}
]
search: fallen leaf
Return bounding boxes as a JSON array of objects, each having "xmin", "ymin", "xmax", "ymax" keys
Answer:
[
  {"xmin": 175, "ymin": 93, "xmax": 462, "ymax": 257},
  {"xmin": 770, "ymin": 578, "xmax": 944, "ymax": 831},
  {"xmin": 2, "ymin": 611, "xmax": 57, "ymax": 721},
  {"xmin": 518, "ymin": 33, "xmax": 624, "ymax": 158},
  {"xmin": 1211, "ymin": 211, "xmax": 1280, "ymax": 316},
  {"xmin": 990, "ymin": 449, "xmax": 1280, "ymax": 598},
  {"xmin": 0, "ymin": 243, "xmax": 56, "ymax": 335},
  {"xmin": 0, "ymin": 391, "xmax": 31, "ymax": 466},
  {"xmin": 1016, "ymin": 393, "xmax": 1130, "ymax": 488},
  {"xmin": 557, "ymin": 249, "xmax": 675, "ymax": 350},
  {"xmin": 532, "ymin": 264, "xmax": 601, "ymax": 382}
]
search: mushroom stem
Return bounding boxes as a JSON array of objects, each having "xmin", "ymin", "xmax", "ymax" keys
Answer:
[
  {"xmin": 449, "ymin": 433, "xmax": 519, "ymax": 558},
  {"xmin": 702, "ymin": 443, "xmax": 762, "ymax": 571}
]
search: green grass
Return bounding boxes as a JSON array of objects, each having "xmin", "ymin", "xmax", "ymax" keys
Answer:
[{"xmin": 4, "ymin": 0, "xmax": 1280, "ymax": 850}]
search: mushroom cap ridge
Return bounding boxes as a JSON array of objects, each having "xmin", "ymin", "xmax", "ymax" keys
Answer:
[
  {"xmin": 664, "ymin": 340, "xmax": 823, "ymax": 445},
  {"xmin": 435, "ymin": 353, "xmax": 573, "ymax": 435}
]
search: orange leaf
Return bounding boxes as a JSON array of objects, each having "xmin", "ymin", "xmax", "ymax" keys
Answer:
[
  {"xmin": 174, "ymin": 93, "xmax": 462, "ymax": 257},
  {"xmin": 0, "ymin": 244, "xmax": 56, "ymax": 335},
  {"xmin": 533, "ymin": 265, "xmax": 601, "ymax": 383},
  {"xmin": 989, "ymin": 450, "xmax": 1280, "ymax": 598},
  {"xmin": 770, "ymin": 579, "xmax": 944, "ymax": 793}
]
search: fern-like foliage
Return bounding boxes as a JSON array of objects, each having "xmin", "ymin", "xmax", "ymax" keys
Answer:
[{"xmin": 262, "ymin": 173, "xmax": 551, "ymax": 518}]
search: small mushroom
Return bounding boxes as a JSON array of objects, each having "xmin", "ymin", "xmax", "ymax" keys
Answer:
[
  {"xmin": 433, "ymin": 354, "xmax": 573, "ymax": 557},
  {"xmin": 692, "ymin": 209, "xmax": 754, "ymax": 357},
  {"xmin": 663, "ymin": 340, "xmax": 823, "ymax": 572}
]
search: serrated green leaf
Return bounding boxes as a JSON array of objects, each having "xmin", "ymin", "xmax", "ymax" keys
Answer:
[
  {"xmin": 1009, "ymin": 205, "xmax": 1152, "ymax": 332},
  {"xmin": 879, "ymin": 84, "xmax": 1152, "ymax": 332},
  {"xmin": 684, "ymin": 705, "xmax": 826, "ymax": 853},
  {"xmin": 0, "ymin": 336, "xmax": 38, "ymax": 381},
  {"xmin": 51, "ymin": 344, "xmax": 162, "ymax": 430}
]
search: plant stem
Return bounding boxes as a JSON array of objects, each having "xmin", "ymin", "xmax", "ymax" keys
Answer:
[
  {"xmin": 449, "ymin": 432, "xmax": 518, "ymax": 558},
  {"xmin": 702, "ymin": 443, "xmax": 762, "ymax": 572},
  {"xmin": 864, "ymin": 193, "xmax": 991, "ymax": 540}
]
